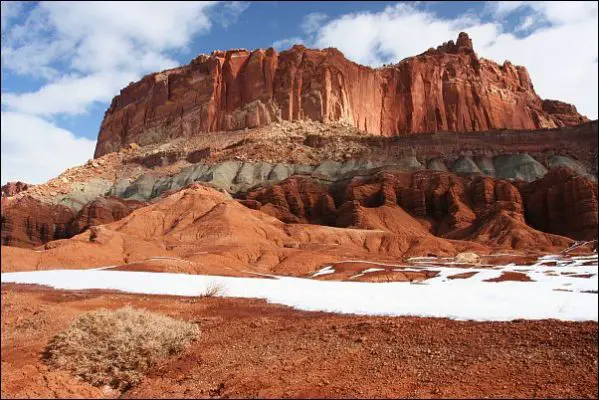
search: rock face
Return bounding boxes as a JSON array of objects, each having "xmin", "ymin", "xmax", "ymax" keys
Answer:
[
  {"xmin": 3, "ymin": 183, "xmax": 479, "ymax": 274},
  {"xmin": 67, "ymin": 196, "xmax": 146, "ymax": 236},
  {"xmin": 1, "ymin": 182, "xmax": 32, "ymax": 198},
  {"xmin": 3, "ymin": 182, "xmax": 576, "ymax": 274},
  {"xmin": 1, "ymin": 196, "xmax": 144, "ymax": 248},
  {"xmin": 243, "ymin": 169, "xmax": 597, "ymax": 243},
  {"xmin": 3, "ymin": 148, "xmax": 595, "ymax": 249},
  {"xmin": 1, "ymin": 197, "xmax": 75, "ymax": 248},
  {"xmin": 109, "ymin": 152, "xmax": 593, "ymax": 205},
  {"xmin": 517, "ymin": 168, "xmax": 599, "ymax": 241},
  {"xmin": 94, "ymin": 33, "xmax": 587, "ymax": 157}
]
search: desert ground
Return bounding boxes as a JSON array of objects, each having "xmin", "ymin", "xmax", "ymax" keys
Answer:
[{"xmin": 1, "ymin": 283, "xmax": 597, "ymax": 399}]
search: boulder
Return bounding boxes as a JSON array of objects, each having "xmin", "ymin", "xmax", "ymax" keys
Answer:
[
  {"xmin": 455, "ymin": 252, "xmax": 480, "ymax": 264},
  {"xmin": 494, "ymin": 154, "xmax": 548, "ymax": 182}
]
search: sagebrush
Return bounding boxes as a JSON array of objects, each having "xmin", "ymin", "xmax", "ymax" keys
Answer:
[
  {"xmin": 200, "ymin": 281, "xmax": 227, "ymax": 298},
  {"xmin": 43, "ymin": 306, "xmax": 199, "ymax": 390}
]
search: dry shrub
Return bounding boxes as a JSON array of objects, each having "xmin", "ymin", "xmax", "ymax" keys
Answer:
[
  {"xmin": 199, "ymin": 281, "xmax": 227, "ymax": 298},
  {"xmin": 43, "ymin": 306, "xmax": 199, "ymax": 390}
]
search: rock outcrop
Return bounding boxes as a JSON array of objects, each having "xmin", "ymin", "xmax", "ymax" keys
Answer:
[
  {"xmin": 3, "ymin": 152, "xmax": 595, "ymax": 249},
  {"xmin": 1, "ymin": 197, "xmax": 75, "ymax": 248},
  {"xmin": 1, "ymin": 183, "xmax": 482, "ymax": 274},
  {"xmin": 111, "ymin": 152, "xmax": 594, "ymax": 204},
  {"xmin": 517, "ymin": 168, "xmax": 598, "ymax": 241},
  {"xmin": 1, "ymin": 181, "xmax": 32, "ymax": 198},
  {"xmin": 0, "ymin": 196, "xmax": 144, "ymax": 248},
  {"xmin": 94, "ymin": 33, "xmax": 587, "ymax": 157},
  {"xmin": 4, "ymin": 182, "xmax": 580, "ymax": 275},
  {"xmin": 243, "ymin": 169, "xmax": 597, "ymax": 243},
  {"xmin": 67, "ymin": 196, "xmax": 146, "ymax": 236}
]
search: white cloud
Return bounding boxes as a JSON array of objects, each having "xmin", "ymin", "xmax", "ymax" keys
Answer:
[
  {"xmin": 0, "ymin": 0, "xmax": 23, "ymax": 33},
  {"xmin": 490, "ymin": 1, "xmax": 597, "ymax": 25},
  {"xmin": 279, "ymin": 2, "xmax": 597, "ymax": 119},
  {"xmin": 1, "ymin": 1, "xmax": 220, "ymax": 115},
  {"xmin": 212, "ymin": 1, "xmax": 250, "ymax": 28},
  {"xmin": 301, "ymin": 12, "xmax": 328, "ymax": 35},
  {"xmin": 2, "ymin": 71, "xmax": 139, "ymax": 116},
  {"xmin": 1, "ymin": 1, "xmax": 249, "ymax": 184},
  {"xmin": 486, "ymin": 1, "xmax": 525, "ymax": 17},
  {"xmin": 272, "ymin": 12, "xmax": 328, "ymax": 52},
  {"xmin": 312, "ymin": 4, "xmax": 500, "ymax": 66},
  {"xmin": 43, "ymin": 1, "xmax": 215, "ymax": 55},
  {"xmin": 1, "ymin": 112, "xmax": 96, "ymax": 184},
  {"xmin": 272, "ymin": 37, "xmax": 305, "ymax": 51},
  {"xmin": 314, "ymin": 11, "xmax": 388, "ymax": 65},
  {"xmin": 515, "ymin": 15, "xmax": 534, "ymax": 32}
]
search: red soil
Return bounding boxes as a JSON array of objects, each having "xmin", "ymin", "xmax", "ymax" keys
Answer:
[
  {"xmin": 1, "ymin": 284, "xmax": 597, "ymax": 399},
  {"xmin": 485, "ymin": 271, "xmax": 534, "ymax": 282},
  {"xmin": 447, "ymin": 271, "xmax": 479, "ymax": 280}
]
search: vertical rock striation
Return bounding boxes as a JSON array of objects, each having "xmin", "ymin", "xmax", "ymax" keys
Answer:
[{"xmin": 94, "ymin": 33, "xmax": 587, "ymax": 157}]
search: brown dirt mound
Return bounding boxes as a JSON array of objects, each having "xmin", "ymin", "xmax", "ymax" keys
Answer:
[
  {"xmin": 453, "ymin": 209, "xmax": 572, "ymax": 250},
  {"xmin": 1, "ymin": 184, "xmax": 482, "ymax": 276},
  {"xmin": 485, "ymin": 271, "xmax": 534, "ymax": 282},
  {"xmin": 0, "ymin": 180, "xmax": 587, "ymax": 278}
]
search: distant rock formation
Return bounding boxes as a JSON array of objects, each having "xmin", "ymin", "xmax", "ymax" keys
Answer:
[
  {"xmin": 0, "ymin": 196, "xmax": 144, "ymax": 248},
  {"xmin": 1, "ymin": 181, "xmax": 32, "ymax": 198},
  {"xmin": 517, "ymin": 168, "xmax": 599, "ymax": 241},
  {"xmin": 1, "ymin": 196, "xmax": 74, "ymax": 247},
  {"xmin": 0, "ymin": 183, "xmax": 569, "ymax": 274},
  {"xmin": 3, "ymin": 161, "xmax": 596, "ymax": 249},
  {"xmin": 94, "ymin": 32, "xmax": 587, "ymax": 157},
  {"xmin": 242, "ymin": 169, "xmax": 598, "ymax": 243}
]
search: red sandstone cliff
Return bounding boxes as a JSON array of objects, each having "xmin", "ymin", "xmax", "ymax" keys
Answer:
[
  {"xmin": 1, "ymin": 181, "xmax": 32, "ymax": 198},
  {"xmin": 0, "ymin": 196, "xmax": 144, "ymax": 248},
  {"xmin": 94, "ymin": 33, "xmax": 587, "ymax": 157}
]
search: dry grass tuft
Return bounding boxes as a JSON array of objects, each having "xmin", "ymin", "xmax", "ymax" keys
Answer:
[
  {"xmin": 43, "ymin": 306, "xmax": 199, "ymax": 390},
  {"xmin": 199, "ymin": 281, "xmax": 227, "ymax": 298}
]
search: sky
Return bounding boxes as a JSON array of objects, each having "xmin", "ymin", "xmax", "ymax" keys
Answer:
[{"xmin": 1, "ymin": 1, "xmax": 598, "ymax": 184}]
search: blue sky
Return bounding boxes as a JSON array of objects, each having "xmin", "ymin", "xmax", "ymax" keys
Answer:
[{"xmin": 1, "ymin": 1, "xmax": 598, "ymax": 184}]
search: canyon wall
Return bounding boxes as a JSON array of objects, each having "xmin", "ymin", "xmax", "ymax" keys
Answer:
[{"xmin": 94, "ymin": 33, "xmax": 587, "ymax": 157}]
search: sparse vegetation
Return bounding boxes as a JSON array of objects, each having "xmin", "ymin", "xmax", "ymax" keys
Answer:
[
  {"xmin": 43, "ymin": 306, "xmax": 199, "ymax": 390},
  {"xmin": 199, "ymin": 281, "xmax": 227, "ymax": 298}
]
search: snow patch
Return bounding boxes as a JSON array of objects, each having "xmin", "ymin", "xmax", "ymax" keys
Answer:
[
  {"xmin": 2, "ymin": 253, "xmax": 597, "ymax": 322},
  {"xmin": 311, "ymin": 265, "xmax": 335, "ymax": 277}
]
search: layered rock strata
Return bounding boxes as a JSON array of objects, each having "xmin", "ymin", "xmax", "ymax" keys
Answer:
[
  {"xmin": 94, "ymin": 33, "xmax": 587, "ymax": 157},
  {"xmin": 2, "ymin": 161, "xmax": 596, "ymax": 248},
  {"xmin": 242, "ymin": 168, "xmax": 598, "ymax": 242}
]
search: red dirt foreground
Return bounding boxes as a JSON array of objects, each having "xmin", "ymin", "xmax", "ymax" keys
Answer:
[{"xmin": 1, "ymin": 284, "xmax": 597, "ymax": 399}]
